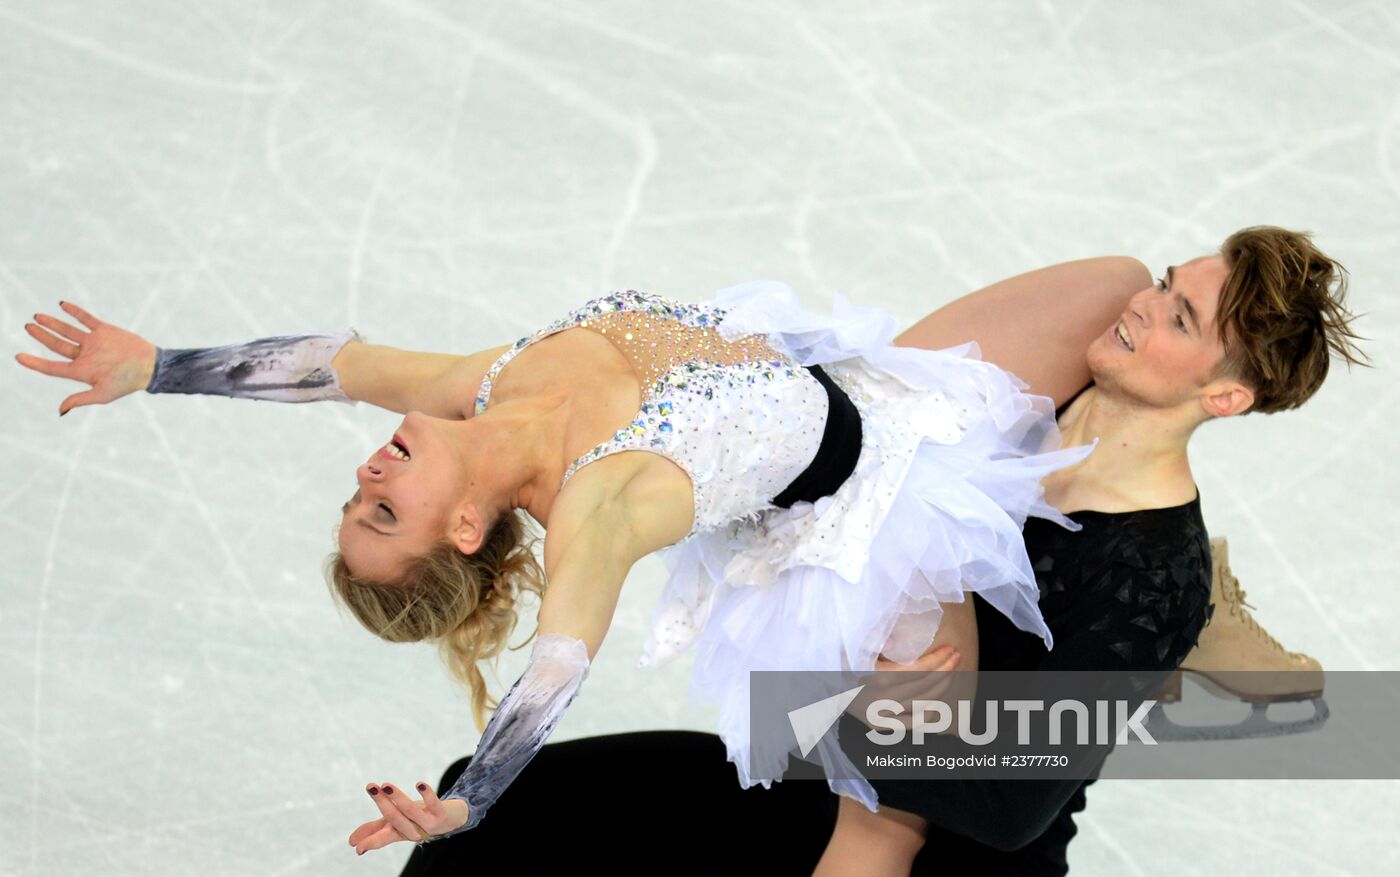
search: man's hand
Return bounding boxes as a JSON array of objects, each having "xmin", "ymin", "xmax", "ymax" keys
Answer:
[{"xmin": 850, "ymin": 645, "xmax": 974, "ymax": 731}]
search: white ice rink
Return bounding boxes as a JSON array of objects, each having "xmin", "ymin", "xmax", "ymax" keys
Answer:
[{"xmin": 3, "ymin": 1, "xmax": 1397, "ymax": 874}]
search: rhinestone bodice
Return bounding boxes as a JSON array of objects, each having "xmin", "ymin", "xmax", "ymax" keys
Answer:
[{"xmin": 474, "ymin": 290, "xmax": 833, "ymax": 542}]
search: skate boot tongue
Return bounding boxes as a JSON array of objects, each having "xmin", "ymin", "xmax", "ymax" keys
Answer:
[
  {"xmin": 1179, "ymin": 536, "xmax": 1324, "ymax": 698},
  {"xmin": 1222, "ymin": 576, "xmax": 1285, "ymax": 654}
]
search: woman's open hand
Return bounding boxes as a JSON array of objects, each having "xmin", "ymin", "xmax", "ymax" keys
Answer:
[
  {"xmin": 15, "ymin": 301, "xmax": 158, "ymax": 416},
  {"xmin": 348, "ymin": 781, "xmax": 471, "ymax": 856}
]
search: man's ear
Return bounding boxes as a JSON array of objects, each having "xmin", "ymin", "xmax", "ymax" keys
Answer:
[{"xmin": 1201, "ymin": 381, "xmax": 1254, "ymax": 418}]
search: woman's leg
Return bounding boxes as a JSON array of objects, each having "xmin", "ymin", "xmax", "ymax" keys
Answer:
[
  {"xmin": 814, "ymin": 795, "xmax": 928, "ymax": 877},
  {"xmin": 398, "ymin": 730, "xmax": 838, "ymax": 876},
  {"xmin": 894, "ymin": 256, "xmax": 1150, "ymax": 408}
]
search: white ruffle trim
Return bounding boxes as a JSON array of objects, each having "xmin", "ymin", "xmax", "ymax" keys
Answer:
[{"xmin": 635, "ymin": 280, "xmax": 1096, "ymax": 811}]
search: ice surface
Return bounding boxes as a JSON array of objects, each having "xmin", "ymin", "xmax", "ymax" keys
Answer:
[{"xmin": 3, "ymin": 1, "xmax": 1396, "ymax": 874}]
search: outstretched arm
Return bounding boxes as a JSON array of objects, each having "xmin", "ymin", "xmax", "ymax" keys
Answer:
[
  {"xmin": 151, "ymin": 334, "xmax": 515, "ymax": 418},
  {"xmin": 145, "ymin": 329, "xmax": 364, "ymax": 403},
  {"xmin": 894, "ymin": 256, "xmax": 1151, "ymax": 408},
  {"xmin": 16, "ymin": 299, "xmax": 510, "ymax": 419},
  {"xmin": 441, "ymin": 494, "xmax": 642, "ymax": 825},
  {"xmin": 331, "ymin": 339, "xmax": 512, "ymax": 419},
  {"xmin": 429, "ymin": 631, "xmax": 593, "ymax": 839},
  {"xmin": 350, "ymin": 491, "xmax": 676, "ymax": 855},
  {"xmin": 350, "ymin": 629, "xmax": 595, "ymax": 855}
]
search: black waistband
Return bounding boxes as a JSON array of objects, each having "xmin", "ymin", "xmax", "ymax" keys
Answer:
[{"xmin": 771, "ymin": 364, "xmax": 864, "ymax": 509}]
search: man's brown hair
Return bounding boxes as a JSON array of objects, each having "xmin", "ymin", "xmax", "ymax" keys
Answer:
[{"xmin": 1213, "ymin": 225, "xmax": 1369, "ymax": 414}]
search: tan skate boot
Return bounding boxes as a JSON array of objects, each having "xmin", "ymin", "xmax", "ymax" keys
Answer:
[{"xmin": 1157, "ymin": 536, "xmax": 1324, "ymax": 705}]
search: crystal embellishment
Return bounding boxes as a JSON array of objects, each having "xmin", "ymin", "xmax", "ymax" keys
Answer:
[{"xmin": 473, "ymin": 290, "xmax": 833, "ymax": 543}]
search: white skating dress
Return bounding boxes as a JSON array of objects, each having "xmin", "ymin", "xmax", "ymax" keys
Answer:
[{"xmin": 473, "ymin": 282, "xmax": 1095, "ymax": 811}]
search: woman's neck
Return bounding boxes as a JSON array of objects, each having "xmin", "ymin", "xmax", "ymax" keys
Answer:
[{"xmin": 452, "ymin": 395, "xmax": 569, "ymax": 522}]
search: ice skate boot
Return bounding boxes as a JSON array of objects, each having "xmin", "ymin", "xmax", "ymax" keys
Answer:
[{"xmin": 1147, "ymin": 537, "xmax": 1328, "ymax": 741}]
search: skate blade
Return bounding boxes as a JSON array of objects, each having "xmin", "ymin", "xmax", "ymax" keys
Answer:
[{"xmin": 1144, "ymin": 697, "xmax": 1330, "ymax": 743}]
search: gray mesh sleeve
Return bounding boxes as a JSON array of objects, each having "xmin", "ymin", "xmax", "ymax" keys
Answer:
[
  {"xmin": 428, "ymin": 632, "xmax": 591, "ymax": 841},
  {"xmin": 144, "ymin": 329, "xmax": 365, "ymax": 404}
]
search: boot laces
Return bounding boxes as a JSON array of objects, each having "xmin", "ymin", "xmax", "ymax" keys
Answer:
[{"xmin": 1219, "ymin": 564, "xmax": 1286, "ymax": 653}]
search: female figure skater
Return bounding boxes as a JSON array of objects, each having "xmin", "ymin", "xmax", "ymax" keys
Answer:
[{"xmin": 16, "ymin": 281, "xmax": 1096, "ymax": 868}]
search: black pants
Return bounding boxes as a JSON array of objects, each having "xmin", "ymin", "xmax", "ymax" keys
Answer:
[
  {"xmin": 397, "ymin": 730, "xmax": 1082, "ymax": 876},
  {"xmin": 396, "ymin": 730, "xmax": 837, "ymax": 876}
]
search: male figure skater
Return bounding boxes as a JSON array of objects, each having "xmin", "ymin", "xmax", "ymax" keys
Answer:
[
  {"xmin": 830, "ymin": 226, "xmax": 1364, "ymax": 874},
  {"xmin": 392, "ymin": 226, "xmax": 1364, "ymax": 876}
]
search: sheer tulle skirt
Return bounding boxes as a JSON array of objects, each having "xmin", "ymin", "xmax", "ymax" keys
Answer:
[{"xmin": 635, "ymin": 280, "xmax": 1096, "ymax": 811}]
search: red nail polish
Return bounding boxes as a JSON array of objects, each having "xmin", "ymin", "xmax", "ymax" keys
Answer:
[
  {"xmin": 383, "ymin": 785, "xmax": 394, "ymax": 795},
  {"xmin": 368, "ymin": 787, "xmax": 379, "ymax": 796},
  {"xmin": 417, "ymin": 783, "xmax": 428, "ymax": 793}
]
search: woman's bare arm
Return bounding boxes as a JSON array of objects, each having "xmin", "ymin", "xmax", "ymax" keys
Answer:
[
  {"xmin": 894, "ymin": 256, "xmax": 1151, "ymax": 407},
  {"xmin": 331, "ymin": 340, "xmax": 512, "ymax": 419},
  {"xmin": 340, "ymin": 256, "xmax": 1151, "ymax": 420},
  {"xmin": 16, "ymin": 299, "xmax": 515, "ymax": 420},
  {"xmin": 400, "ymin": 468, "xmax": 687, "ymax": 847},
  {"xmin": 537, "ymin": 454, "xmax": 697, "ymax": 659}
]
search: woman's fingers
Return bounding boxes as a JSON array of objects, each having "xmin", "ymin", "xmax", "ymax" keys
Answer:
[
  {"xmin": 353, "ymin": 823, "xmax": 406, "ymax": 856},
  {"xmin": 365, "ymin": 782, "xmax": 433, "ymax": 843},
  {"xmin": 348, "ymin": 816, "xmax": 389, "ymax": 848},
  {"xmin": 16, "ymin": 311, "xmax": 84, "ymax": 381},
  {"xmin": 14, "ymin": 351, "xmax": 68, "ymax": 380},
  {"xmin": 25, "ymin": 322, "xmax": 81, "ymax": 360},
  {"xmin": 415, "ymin": 781, "xmax": 448, "ymax": 820},
  {"xmin": 58, "ymin": 300, "xmax": 103, "ymax": 331},
  {"xmin": 31, "ymin": 313, "xmax": 85, "ymax": 348},
  {"xmin": 350, "ymin": 779, "xmax": 468, "ymax": 856},
  {"xmin": 382, "ymin": 783, "xmax": 435, "ymax": 836},
  {"xmin": 16, "ymin": 304, "xmax": 159, "ymax": 415},
  {"xmin": 59, "ymin": 390, "xmax": 106, "ymax": 417}
]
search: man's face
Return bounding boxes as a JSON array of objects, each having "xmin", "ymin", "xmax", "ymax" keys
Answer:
[{"xmin": 1086, "ymin": 254, "xmax": 1246, "ymax": 413}]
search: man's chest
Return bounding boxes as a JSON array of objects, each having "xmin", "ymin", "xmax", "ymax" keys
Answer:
[{"xmin": 982, "ymin": 515, "xmax": 1213, "ymax": 672}]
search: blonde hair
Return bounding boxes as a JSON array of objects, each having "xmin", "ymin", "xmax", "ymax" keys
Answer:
[
  {"xmin": 322, "ymin": 510, "xmax": 547, "ymax": 732},
  {"xmin": 1214, "ymin": 225, "xmax": 1370, "ymax": 414}
]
